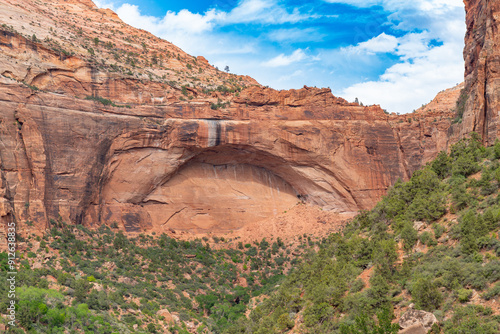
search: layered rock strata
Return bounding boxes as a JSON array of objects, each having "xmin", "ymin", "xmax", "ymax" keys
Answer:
[
  {"xmin": 450, "ymin": 0, "xmax": 500, "ymax": 144},
  {"xmin": 0, "ymin": 73, "xmax": 453, "ymax": 233},
  {"xmin": 0, "ymin": 0, "xmax": 487, "ymax": 236}
]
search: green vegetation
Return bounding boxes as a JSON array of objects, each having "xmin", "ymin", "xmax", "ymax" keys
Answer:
[
  {"xmin": 453, "ymin": 88, "xmax": 469, "ymax": 123},
  {"xmin": 210, "ymin": 98, "xmax": 230, "ymax": 110},
  {"xmin": 85, "ymin": 95, "xmax": 114, "ymax": 106},
  {"xmin": 0, "ymin": 224, "xmax": 317, "ymax": 333},
  {"xmin": 85, "ymin": 95, "xmax": 131, "ymax": 108},
  {"xmin": 22, "ymin": 82, "xmax": 39, "ymax": 91},
  {"xmin": 224, "ymin": 135, "xmax": 500, "ymax": 333}
]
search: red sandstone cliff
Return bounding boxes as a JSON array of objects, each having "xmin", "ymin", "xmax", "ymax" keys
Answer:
[
  {"xmin": 450, "ymin": 0, "xmax": 500, "ymax": 144},
  {"xmin": 415, "ymin": 83, "xmax": 465, "ymax": 114},
  {"xmin": 0, "ymin": 0, "xmax": 491, "ymax": 237}
]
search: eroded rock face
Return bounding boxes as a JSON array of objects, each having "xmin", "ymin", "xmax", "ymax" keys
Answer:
[
  {"xmin": 0, "ymin": 80, "xmax": 454, "ymax": 234},
  {"xmin": 399, "ymin": 324, "xmax": 427, "ymax": 334},
  {"xmin": 450, "ymin": 0, "xmax": 500, "ymax": 144},
  {"xmin": 0, "ymin": 0, "xmax": 468, "ymax": 237},
  {"xmin": 415, "ymin": 83, "xmax": 464, "ymax": 114},
  {"xmin": 130, "ymin": 162, "xmax": 299, "ymax": 232},
  {"xmin": 399, "ymin": 305, "xmax": 438, "ymax": 331}
]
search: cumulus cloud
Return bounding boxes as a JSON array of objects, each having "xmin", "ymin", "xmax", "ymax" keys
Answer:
[
  {"xmin": 339, "ymin": 35, "xmax": 464, "ymax": 113},
  {"xmin": 319, "ymin": 0, "xmax": 466, "ymax": 113},
  {"xmin": 346, "ymin": 31, "xmax": 435, "ymax": 57},
  {"xmin": 262, "ymin": 49, "xmax": 308, "ymax": 67},
  {"xmin": 92, "ymin": 0, "xmax": 318, "ymax": 58},
  {"xmin": 108, "ymin": 0, "xmax": 314, "ymax": 34},
  {"xmin": 114, "ymin": 4, "xmax": 223, "ymax": 35},
  {"xmin": 345, "ymin": 33, "xmax": 399, "ymax": 54}
]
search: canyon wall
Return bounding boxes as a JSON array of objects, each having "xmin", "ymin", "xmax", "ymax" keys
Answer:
[
  {"xmin": 450, "ymin": 0, "xmax": 500, "ymax": 144},
  {"xmin": 0, "ymin": 0, "xmax": 496, "ymax": 236},
  {"xmin": 0, "ymin": 67, "xmax": 453, "ymax": 234}
]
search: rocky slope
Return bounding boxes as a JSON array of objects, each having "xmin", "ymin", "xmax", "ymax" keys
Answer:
[
  {"xmin": 415, "ymin": 83, "xmax": 464, "ymax": 114},
  {"xmin": 0, "ymin": 0, "xmax": 483, "ymax": 239}
]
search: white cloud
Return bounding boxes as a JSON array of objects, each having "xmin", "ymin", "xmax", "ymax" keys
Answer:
[
  {"xmin": 346, "ymin": 33, "xmax": 399, "ymax": 54},
  {"xmin": 94, "ymin": 0, "xmax": 466, "ymax": 114},
  {"xmin": 321, "ymin": 0, "xmax": 466, "ymax": 113},
  {"xmin": 161, "ymin": 9, "xmax": 223, "ymax": 34},
  {"xmin": 96, "ymin": 1, "xmax": 256, "ymax": 58},
  {"xmin": 277, "ymin": 70, "xmax": 304, "ymax": 82},
  {"xmin": 416, "ymin": 0, "xmax": 464, "ymax": 12},
  {"xmin": 394, "ymin": 32, "xmax": 431, "ymax": 59},
  {"xmin": 93, "ymin": 0, "xmax": 115, "ymax": 9},
  {"xmin": 322, "ymin": 0, "xmax": 380, "ymax": 7},
  {"xmin": 224, "ymin": 0, "xmax": 311, "ymax": 24},
  {"xmin": 323, "ymin": 0, "xmax": 463, "ymax": 11},
  {"xmin": 111, "ymin": 0, "xmax": 313, "ymax": 34},
  {"xmin": 340, "ymin": 40, "xmax": 464, "ymax": 113},
  {"xmin": 114, "ymin": 4, "xmax": 223, "ymax": 35},
  {"xmin": 262, "ymin": 49, "xmax": 307, "ymax": 67},
  {"xmin": 267, "ymin": 28, "xmax": 325, "ymax": 43},
  {"xmin": 93, "ymin": 0, "xmax": 316, "ymax": 58}
]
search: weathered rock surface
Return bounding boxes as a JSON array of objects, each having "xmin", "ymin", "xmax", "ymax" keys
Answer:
[
  {"xmin": 415, "ymin": 83, "xmax": 464, "ymax": 114},
  {"xmin": 399, "ymin": 305, "xmax": 438, "ymax": 332},
  {"xmin": 0, "ymin": 73, "xmax": 454, "ymax": 235},
  {"xmin": 157, "ymin": 309, "xmax": 174, "ymax": 324},
  {"xmin": 450, "ymin": 0, "xmax": 500, "ymax": 145},
  {"xmin": 399, "ymin": 323, "xmax": 427, "ymax": 334},
  {"xmin": 0, "ymin": 0, "xmax": 491, "ymax": 238}
]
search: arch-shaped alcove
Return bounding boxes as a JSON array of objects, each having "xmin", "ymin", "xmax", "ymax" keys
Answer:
[{"xmin": 92, "ymin": 141, "xmax": 358, "ymax": 233}]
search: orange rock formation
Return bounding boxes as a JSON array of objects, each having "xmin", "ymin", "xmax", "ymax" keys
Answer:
[
  {"xmin": 450, "ymin": 0, "xmax": 500, "ymax": 145},
  {"xmin": 0, "ymin": 0, "xmax": 495, "ymax": 237}
]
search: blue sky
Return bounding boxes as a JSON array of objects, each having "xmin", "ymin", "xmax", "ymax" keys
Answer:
[{"xmin": 94, "ymin": 0, "xmax": 466, "ymax": 114}]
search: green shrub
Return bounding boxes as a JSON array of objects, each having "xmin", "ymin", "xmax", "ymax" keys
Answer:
[
  {"xmin": 443, "ymin": 305, "xmax": 498, "ymax": 334},
  {"xmin": 432, "ymin": 223, "xmax": 446, "ymax": 239},
  {"xmin": 419, "ymin": 231, "xmax": 437, "ymax": 247},
  {"xmin": 147, "ymin": 323, "xmax": 158, "ymax": 333},
  {"xmin": 450, "ymin": 137, "xmax": 482, "ymax": 177},
  {"xmin": 494, "ymin": 140, "xmax": 500, "ymax": 159},
  {"xmin": 482, "ymin": 282, "xmax": 500, "ymax": 300},
  {"xmin": 349, "ymin": 278, "xmax": 365, "ymax": 293},
  {"xmin": 406, "ymin": 191, "xmax": 446, "ymax": 222},
  {"xmin": 451, "ymin": 184, "xmax": 473, "ymax": 211},
  {"xmin": 367, "ymin": 273, "xmax": 390, "ymax": 307},
  {"xmin": 339, "ymin": 307, "xmax": 399, "ymax": 334},
  {"xmin": 401, "ymin": 223, "xmax": 418, "ymax": 252},
  {"xmin": 411, "ymin": 277, "xmax": 442, "ymax": 311},
  {"xmin": 303, "ymin": 302, "xmax": 334, "ymax": 327},
  {"xmin": 276, "ymin": 312, "xmax": 294, "ymax": 331},
  {"xmin": 431, "ymin": 151, "xmax": 452, "ymax": 179},
  {"xmin": 460, "ymin": 210, "xmax": 488, "ymax": 254},
  {"xmin": 457, "ymin": 288, "xmax": 472, "ymax": 303}
]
